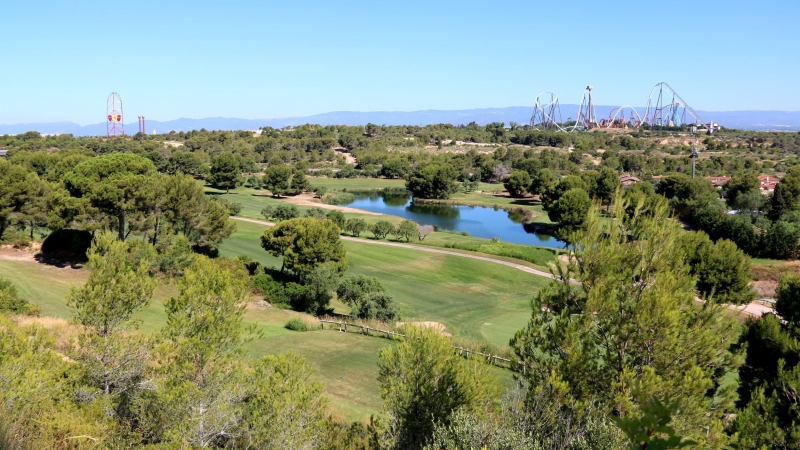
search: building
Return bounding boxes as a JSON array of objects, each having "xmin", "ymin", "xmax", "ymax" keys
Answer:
[
  {"xmin": 706, "ymin": 176, "xmax": 731, "ymax": 189},
  {"xmin": 758, "ymin": 175, "xmax": 779, "ymax": 194},
  {"xmin": 619, "ymin": 174, "xmax": 640, "ymax": 187}
]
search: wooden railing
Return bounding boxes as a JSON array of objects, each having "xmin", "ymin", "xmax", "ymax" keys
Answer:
[{"xmin": 319, "ymin": 319, "xmax": 521, "ymax": 372}]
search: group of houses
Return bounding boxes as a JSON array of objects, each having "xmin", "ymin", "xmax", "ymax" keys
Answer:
[{"xmin": 618, "ymin": 173, "xmax": 780, "ymax": 195}]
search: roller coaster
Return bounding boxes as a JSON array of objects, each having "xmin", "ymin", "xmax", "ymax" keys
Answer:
[{"xmin": 530, "ymin": 82, "xmax": 714, "ymax": 132}]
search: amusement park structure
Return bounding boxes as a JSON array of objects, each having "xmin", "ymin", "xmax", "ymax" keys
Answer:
[
  {"xmin": 530, "ymin": 82, "xmax": 714, "ymax": 133},
  {"xmin": 106, "ymin": 92, "xmax": 124, "ymax": 137}
]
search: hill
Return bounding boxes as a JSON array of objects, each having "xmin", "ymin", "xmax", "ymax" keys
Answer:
[{"xmin": 3, "ymin": 107, "xmax": 800, "ymax": 136}]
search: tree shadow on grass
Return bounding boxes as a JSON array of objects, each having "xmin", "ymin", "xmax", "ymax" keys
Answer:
[{"xmin": 34, "ymin": 253, "xmax": 86, "ymax": 269}]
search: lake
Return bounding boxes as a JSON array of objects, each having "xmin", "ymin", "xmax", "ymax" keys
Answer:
[{"xmin": 342, "ymin": 192, "xmax": 566, "ymax": 249}]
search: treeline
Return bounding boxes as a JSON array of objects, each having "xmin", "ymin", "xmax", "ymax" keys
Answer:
[
  {"xmin": 4, "ymin": 125, "xmax": 799, "ymax": 183},
  {"xmin": 649, "ymin": 169, "xmax": 800, "ymax": 260},
  {"xmin": 0, "ymin": 152, "xmax": 235, "ymax": 256}
]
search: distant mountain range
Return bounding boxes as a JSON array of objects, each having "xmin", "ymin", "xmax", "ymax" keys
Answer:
[{"xmin": 2, "ymin": 107, "xmax": 800, "ymax": 136}]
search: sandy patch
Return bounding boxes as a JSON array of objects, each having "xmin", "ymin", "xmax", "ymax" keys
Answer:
[
  {"xmin": 334, "ymin": 150, "xmax": 357, "ymax": 165},
  {"xmin": 268, "ymin": 193, "xmax": 384, "ymax": 216},
  {"xmin": 0, "ymin": 248, "xmax": 38, "ymax": 262},
  {"xmin": 396, "ymin": 321, "xmax": 452, "ymax": 337}
]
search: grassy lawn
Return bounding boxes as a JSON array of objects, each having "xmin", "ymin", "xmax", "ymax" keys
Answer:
[
  {"xmin": 307, "ymin": 177, "xmax": 406, "ymax": 191},
  {"xmin": 222, "ymin": 220, "xmax": 547, "ymax": 346}
]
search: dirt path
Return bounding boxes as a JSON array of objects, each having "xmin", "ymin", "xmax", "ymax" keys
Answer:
[
  {"xmin": 233, "ymin": 216, "xmax": 773, "ymax": 319},
  {"xmin": 258, "ymin": 193, "xmax": 385, "ymax": 216}
]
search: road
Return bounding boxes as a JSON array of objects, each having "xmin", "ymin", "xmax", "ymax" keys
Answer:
[{"xmin": 232, "ymin": 216, "xmax": 774, "ymax": 318}]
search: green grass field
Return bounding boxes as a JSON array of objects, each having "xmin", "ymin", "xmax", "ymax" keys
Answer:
[
  {"xmin": 307, "ymin": 177, "xmax": 406, "ymax": 191},
  {"xmin": 221, "ymin": 219, "xmax": 547, "ymax": 346}
]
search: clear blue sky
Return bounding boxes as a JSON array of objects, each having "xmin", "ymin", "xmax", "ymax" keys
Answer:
[{"xmin": 1, "ymin": 0, "xmax": 798, "ymax": 125}]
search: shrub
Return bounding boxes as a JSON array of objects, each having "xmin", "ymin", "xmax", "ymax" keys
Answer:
[
  {"xmin": 460, "ymin": 231, "xmax": 469, "ymax": 236},
  {"xmin": 0, "ymin": 278, "xmax": 30, "ymax": 314},
  {"xmin": 285, "ymin": 319, "xmax": 308, "ymax": 331},
  {"xmin": 214, "ymin": 197, "xmax": 243, "ymax": 216},
  {"xmin": 261, "ymin": 204, "xmax": 300, "ymax": 222},
  {"xmin": 325, "ymin": 192, "xmax": 355, "ymax": 205},
  {"xmin": 491, "ymin": 236, "xmax": 500, "ymax": 243}
]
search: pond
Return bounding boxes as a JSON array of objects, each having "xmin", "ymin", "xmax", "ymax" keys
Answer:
[{"xmin": 342, "ymin": 192, "xmax": 566, "ymax": 249}]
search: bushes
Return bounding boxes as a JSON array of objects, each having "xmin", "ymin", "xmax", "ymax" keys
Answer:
[
  {"xmin": 0, "ymin": 277, "xmax": 38, "ymax": 315},
  {"xmin": 285, "ymin": 316, "xmax": 320, "ymax": 332},
  {"xmin": 261, "ymin": 204, "xmax": 300, "ymax": 222},
  {"xmin": 214, "ymin": 197, "xmax": 243, "ymax": 216},
  {"xmin": 285, "ymin": 319, "xmax": 308, "ymax": 331},
  {"xmin": 325, "ymin": 192, "xmax": 355, "ymax": 205}
]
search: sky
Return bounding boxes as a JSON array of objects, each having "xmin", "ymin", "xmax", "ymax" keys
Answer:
[{"xmin": 1, "ymin": 0, "xmax": 799, "ymax": 125}]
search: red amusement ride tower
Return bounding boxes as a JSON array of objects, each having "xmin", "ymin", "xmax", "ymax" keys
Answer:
[{"xmin": 106, "ymin": 92, "xmax": 124, "ymax": 137}]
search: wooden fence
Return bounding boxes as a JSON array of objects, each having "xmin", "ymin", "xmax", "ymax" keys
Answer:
[{"xmin": 319, "ymin": 319, "xmax": 521, "ymax": 372}]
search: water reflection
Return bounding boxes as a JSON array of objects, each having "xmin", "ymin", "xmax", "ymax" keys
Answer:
[{"xmin": 342, "ymin": 192, "xmax": 566, "ymax": 249}]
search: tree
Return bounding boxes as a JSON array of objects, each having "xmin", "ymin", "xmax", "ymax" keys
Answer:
[
  {"xmin": 263, "ymin": 165, "xmax": 293, "ymax": 197},
  {"xmin": 417, "ymin": 224, "xmax": 434, "ymax": 241},
  {"xmin": 292, "ymin": 170, "xmax": 311, "ymax": 194},
  {"xmin": 336, "ymin": 275, "xmax": 399, "ymax": 321},
  {"xmin": 0, "ymin": 277, "xmax": 29, "ymax": 314},
  {"xmin": 382, "ymin": 158, "xmax": 410, "ymax": 179},
  {"xmin": 67, "ymin": 232, "xmax": 156, "ymax": 398},
  {"xmin": 769, "ymin": 182, "xmax": 797, "ymax": 222},
  {"xmin": 138, "ymin": 256, "xmax": 252, "ymax": 446},
  {"xmin": 325, "ymin": 210, "xmax": 346, "ymax": 230},
  {"xmin": 260, "ymin": 218, "xmax": 347, "ymax": 276},
  {"xmin": 546, "ymin": 188, "xmax": 591, "ymax": 238},
  {"xmin": 762, "ymin": 220, "xmax": 800, "ymax": 259},
  {"xmin": 13, "ymin": 172, "xmax": 50, "ymax": 239},
  {"xmin": 261, "ymin": 204, "xmax": 300, "ymax": 222},
  {"xmin": 300, "ymin": 264, "xmax": 340, "ymax": 314},
  {"xmin": 724, "ymin": 172, "xmax": 760, "ymax": 206},
  {"xmin": 240, "ymin": 353, "xmax": 328, "ymax": 449},
  {"xmin": 162, "ymin": 174, "xmax": 236, "ymax": 252},
  {"xmin": 678, "ymin": 231, "xmax": 755, "ymax": 305},
  {"xmin": 0, "ymin": 160, "xmax": 35, "ymax": 240},
  {"xmin": 166, "ymin": 151, "xmax": 202, "ymax": 175},
  {"xmin": 503, "ymin": 170, "xmax": 530, "ymax": 198},
  {"xmin": 68, "ymin": 232, "xmax": 156, "ymax": 340},
  {"xmin": 596, "ymin": 167, "xmax": 620, "ymax": 205},
  {"xmin": 405, "ymin": 162, "xmax": 459, "ymax": 200},
  {"xmin": 208, "ymin": 153, "xmax": 243, "ymax": 194},
  {"xmin": 345, "ymin": 218, "xmax": 368, "ymax": 237},
  {"xmin": 245, "ymin": 174, "xmax": 263, "ymax": 189},
  {"xmin": 512, "ymin": 196, "xmax": 740, "ymax": 447},
  {"xmin": 731, "ymin": 188, "xmax": 764, "ymax": 216},
  {"xmin": 371, "ymin": 220, "xmax": 395, "ymax": 240},
  {"xmin": 529, "ymin": 168, "xmax": 557, "ymax": 197},
  {"xmin": 395, "ymin": 220, "xmax": 418, "ymax": 242},
  {"xmin": 377, "ymin": 325, "xmax": 498, "ymax": 450},
  {"xmin": 731, "ymin": 273, "xmax": 800, "ymax": 448},
  {"xmin": 63, "ymin": 153, "xmax": 157, "ymax": 241}
]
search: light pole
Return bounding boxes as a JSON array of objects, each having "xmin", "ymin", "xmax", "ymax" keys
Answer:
[{"xmin": 691, "ymin": 125, "xmax": 698, "ymax": 179}]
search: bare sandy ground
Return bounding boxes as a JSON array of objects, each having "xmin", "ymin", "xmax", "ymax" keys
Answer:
[{"xmin": 263, "ymin": 193, "xmax": 384, "ymax": 215}]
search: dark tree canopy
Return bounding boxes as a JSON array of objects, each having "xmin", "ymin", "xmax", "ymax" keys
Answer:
[
  {"xmin": 405, "ymin": 162, "xmax": 459, "ymax": 200},
  {"xmin": 63, "ymin": 153, "xmax": 157, "ymax": 241}
]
